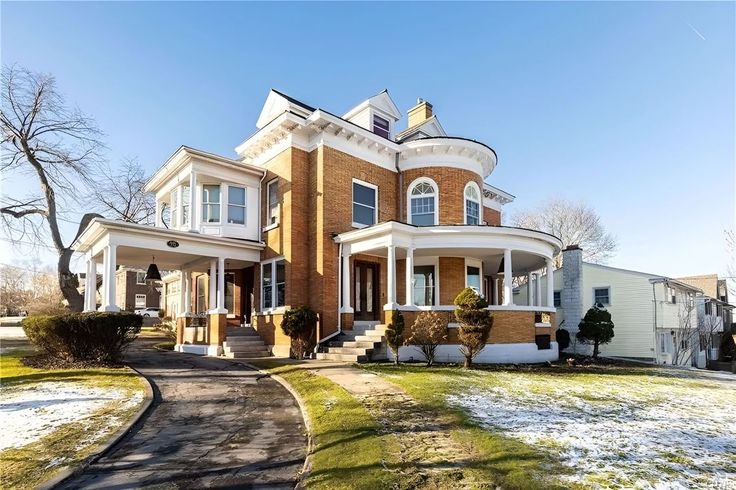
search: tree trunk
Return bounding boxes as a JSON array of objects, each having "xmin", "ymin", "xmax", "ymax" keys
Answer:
[
  {"xmin": 394, "ymin": 350, "xmax": 399, "ymax": 365},
  {"xmin": 464, "ymin": 356, "xmax": 472, "ymax": 368},
  {"xmin": 592, "ymin": 341, "xmax": 600, "ymax": 359},
  {"xmin": 59, "ymin": 247, "xmax": 84, "ymax": 312}
]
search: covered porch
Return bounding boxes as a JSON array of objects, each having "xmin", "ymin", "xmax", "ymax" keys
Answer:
[{"xmin": 73, "ymin": 218, "xmax": 263, "ymax": 355}]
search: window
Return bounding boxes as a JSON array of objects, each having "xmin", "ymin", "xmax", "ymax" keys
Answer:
[
  {"xmin": 261, "ymin": 260, "xmax": 286, "ymax": 310},
  {"xmin": 464, "ymin": 183, "xmax": 481, "ymax": 225},
  {"xmin": 352, "ymin": 180, "xmax": 377, "ymax": 227},
  {"xmin": 227, "ymin": 186, "xmax": 246, "ymax": 225},
  {"xmin": 135, "ymin": 294, "xmax": 146, "ymax": 308},
  {"xmin": 466, "ymin": 266, "xmax": 481, "ymax": 294},
  {"xmin": 170, "ymin": 187, "xmax": 179, "ymax": 227},
  {"xmin": 594, "ymin": 287, "xmax": 610, "ymax": 305},
  {"xmin": 409, "ymin": 180, "xmax": 437, "ymax": 226},
  {"xmin": 372, "ymin": 114, "xmax": 390, "ymax": 139},
  {"xmin": 202, "ymin": 185, "xmax": 221, "ymax": 223},
  {"xmin": 553, "ymin": 291, "xmax": 561, "ymax": 308},
  {"xmin": 197, "ymin": 276, "xmax": 207, "ymax": 313},
  {"xmin": 667, "ymin": 286, "xmax": 677, "ymax": 304},
  {"xmin": 267, "ymin": 179, "xmax": 279, "ymax": 225},
  {"xmin": 225, "ymin": 273, "xmax": 235, "ymax": 312},
  {"xmin": 705, "ymin": 301, "xmax": 713, "ymax": 315},
  {"xmin": 136, "ymin": 272, "xmax": 146, "ymax": 285},
  {"xmin": 413, "ymin": 265, "xmax": 435, "ymax": 306},
  {"xmin": 181, "ymin": 185, "xmax": 190, "ymax": 225}
]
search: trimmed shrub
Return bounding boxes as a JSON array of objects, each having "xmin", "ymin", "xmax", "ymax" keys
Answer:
[
  {"xmin": 556, "ymin": 328, "xmax": 571, "ymax": 352},
  {"xmin": 22, "ymin": 312, "xmax": 142, "ymax": 363},
  {"xmin": 407, "ymin": 311, "xmax": 447, "ymax": 367},
  {"xmin": 576, "ymin": 303, "xmax": 615, "ymax": 359},
  {"xmin": 386, "ymin": 310, "xmax": 405, "ymax": 365},
  {"xmin": 281, "ymin": 305, "xmax": 318, "ymax": 360},
  {"xmin": 454, "ymin": 288, "xmax": 493, "ymax": 368}
]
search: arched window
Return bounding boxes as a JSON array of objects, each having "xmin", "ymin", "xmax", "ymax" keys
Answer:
[
  {"xmin": 464, "ymin": 182, "xmax": 481, "ymax": 225},
  {"xmin": 408, "ymin": 178, "xmax": 438, "ymax": 226}
]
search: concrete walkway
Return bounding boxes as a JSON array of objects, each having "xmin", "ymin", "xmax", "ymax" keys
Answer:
[{"xmin": 59, "ymin": 339, "xmax": 307, "ymax": 489}]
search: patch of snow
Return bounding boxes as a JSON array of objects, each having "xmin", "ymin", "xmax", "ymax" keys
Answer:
[
  {"xmin": 0, "ymin": 382, "xmax": 138, "ymax": 451},
  {"xmin": 447, "ymin": 372, "xmax": 736, "ymax": 488}
]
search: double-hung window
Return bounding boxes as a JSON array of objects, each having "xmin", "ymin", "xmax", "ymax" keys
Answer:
[
  {"xmin": 352, "ymin": 180, "xmax": 377, "ymax": 228},
  {"xmin": 170, "ymin": 187, "xmax": 179, "ymax": 227},
  {"xmin": 227, "ymin": 186, "xmax": 246, "ymax": 225},
  {"xmin": 372, "ymin": 114, "xmax": 390, "ymax": 138},
  {"xmin": 202, "ymin": 185, "xmax": 221, "ymax": 223},
  {"xmin": 181, "ymin": 185, "xmax": 190, "ymax": 225},
  {"xmin": 267, "ymin": 179, "xmax": 279, "ymax": 225},
  {"xmin": 413, "ymin": 265, "xmax": 435, "ymax": 306},
  {"xmin": 410, "ymin": 181, "xmax": 436, "ymax": 226},
  {"xmin": 464, "ymin": 183, "xmax": 481, "ymax": 225},
  {"xmin": 594, "ymin": 287, "xmax": 610, "ymax": 305},
  {"xmin": 262, "ymin": 260, "xmax": 286, "ymax": 310}
]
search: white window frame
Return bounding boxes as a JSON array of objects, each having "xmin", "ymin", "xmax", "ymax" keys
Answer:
[
  {"xmin": 201, "ymin": 184, "xmax": 221, "ymax": 224},
  {"xmin": 136, "ymin": 271, "xmax": 146, "ymax": 285},
  {"xmin": 464, "ymin": 182, "xmax": 481, "ymax": 225},
  {"xmin": 226, "ymin": 185, "xmax": 247, "ymax": 225},
  {"xmin": 261, "ymin": 257, "xmax": 286, "ymax": 312},
  {"xmin": 181, "ymin": 184, "xmax": 191, "ymax": 226},
  {"xmin": 265, "ymin": 178, "xmax": 279, "ymax": 229},
  {"xmin": 413, "ymin": 256, "xmax": 440, "ymax": 308},
  {"xmin": 593, "ymin": 286, "xmax": 611, "ymax": 306},
  {"xmin": 465, "ymin": 258, "xmax": 483, "ymax": 296},
  {"xmin": 351, "ymin": 178, "xmax": 378, "ymax": 229},
  {"xmin": 135, "ymin": 294, "xmax": 146, "ymax": 308},
  {"xmin": 170, "ymin": 187, "xmax": 179, "ymax": 228},
  {"xmin": 407, "ymin": 177, "xmax": 439, "ymax": 226}
]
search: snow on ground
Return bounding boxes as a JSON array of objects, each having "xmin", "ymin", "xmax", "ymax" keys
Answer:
[
  {"xmin": 447, "ymin": 370, "xmax": 736, "ymax": 489},
  {"xmin": 0, "ymin": 382, "xmax": 142, "ymax": 451}
]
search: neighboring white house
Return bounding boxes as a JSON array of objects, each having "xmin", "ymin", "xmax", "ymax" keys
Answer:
[{"xmin": 516, "ymin": 246, "xmax": 723, "ymax": 366}]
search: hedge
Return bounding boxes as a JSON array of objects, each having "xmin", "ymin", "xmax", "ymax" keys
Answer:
[{"xmin": 22, "ymin": 311, "xmax": 142, "ymax": 363}]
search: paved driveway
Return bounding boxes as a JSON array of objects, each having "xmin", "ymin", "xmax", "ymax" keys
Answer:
[{"xmin": 59, "ymin": 339, "xmax": 306, "ymax": 489}]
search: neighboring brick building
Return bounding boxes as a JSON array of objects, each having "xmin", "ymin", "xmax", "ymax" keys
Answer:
[
  {"xmin": 115, "ymin": 267, "xmax": 161, "ymax": 312},
  {"xmin": 74, "ymin": 89, "xmax": 561, "ymax": 362}
]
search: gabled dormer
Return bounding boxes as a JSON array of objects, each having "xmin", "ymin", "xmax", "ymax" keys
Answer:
[
  {"xmin": 256, "ymin": 89, "xmax": 315, "ymax": 129},
  {"xmin": 343, "ymin": 90, "xmax": 401, "ymax": 140}
]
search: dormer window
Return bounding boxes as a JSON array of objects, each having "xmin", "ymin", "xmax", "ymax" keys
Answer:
[{"xmin": 372, "ymin": 114, "xmax": 390, "ymax": 139}]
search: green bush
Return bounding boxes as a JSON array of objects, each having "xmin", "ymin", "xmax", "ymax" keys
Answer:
[
  {"xmin": 385, "ymin": 310, "xmax": 405, "ymax": 365},
  {"xmin": 454, "ymin": 288, "xmax": 493, "ymax": 368},
  {"xmin": 22, "ymin": 312, "xmax": 142, "ymax": 363},
  {"xmin": 556, "ymin": 328, "xmax": 571, "ymax": 352},
  {"xmin": 576, "ymin": 303, "xmax": 615, "ymax": 359},
  {"xmin": 281, "ymin": 305, "xmax": 318, "ymax": 360}
]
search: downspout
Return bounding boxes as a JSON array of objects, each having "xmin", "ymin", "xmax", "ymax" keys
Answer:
[{"xmin": 395, "ymin": 151, "xmax": 403, "ymax": 221}]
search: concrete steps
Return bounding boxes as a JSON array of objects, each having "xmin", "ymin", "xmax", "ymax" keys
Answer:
[
  {"xmin": 222, "ymin": 326, "xmax": 270, "ymax": 358},
  {"xmin": 316, "ymin": 323, "xmax": 388, "ymax": 363}
]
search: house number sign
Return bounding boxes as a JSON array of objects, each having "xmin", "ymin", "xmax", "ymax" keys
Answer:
[{"xmin": 166, "ymin": 240, "xmax": 180, "ymax": 248}]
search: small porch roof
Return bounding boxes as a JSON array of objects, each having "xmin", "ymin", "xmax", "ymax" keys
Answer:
[{"xmin": 73, "ymin": 218, "xmax": 264, "ymax": 270}]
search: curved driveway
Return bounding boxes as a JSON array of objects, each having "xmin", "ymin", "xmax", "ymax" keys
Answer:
[{"xmin": 59, "ymin": 339, "xmax": 306, "ymax": 489}]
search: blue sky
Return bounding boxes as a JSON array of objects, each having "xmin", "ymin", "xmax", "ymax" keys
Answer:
[{"xmin": 1, "ymin": 1, "xmax": 734, "ymax": 278}]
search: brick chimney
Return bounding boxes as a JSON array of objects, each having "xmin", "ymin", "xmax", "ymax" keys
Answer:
[
  {"xmin": 407, "ymin": 98, "xmax": 433, "ymax": 129},
  {"xmin": 561, "ymin": 245, "xmax": 586, "ymax": 353}
]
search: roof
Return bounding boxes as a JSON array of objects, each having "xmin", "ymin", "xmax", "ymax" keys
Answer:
[
  {"xmin": 270, "ymin": 88, "xmax": 316, "ymax": 112},
  {"xmin": 676, "ymin": 274, "xmax": 719, "ymax": 298},
  {"xmin": 648, "ymin": 277, "xmax": 704, "ymax": 294}
]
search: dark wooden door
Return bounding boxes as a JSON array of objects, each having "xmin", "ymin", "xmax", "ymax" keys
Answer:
[{"xmin": 354, "ymin": 261, "xmax": 379, "ymax": 321}]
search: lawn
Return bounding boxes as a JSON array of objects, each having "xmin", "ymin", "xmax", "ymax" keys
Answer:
[
  {"xmin": 0, "ymin": 348, "xmax": 147, "ymax": 489},
  {"xmin": 362, "ymin": 363, "xmax": 736, "ymax": 489}
]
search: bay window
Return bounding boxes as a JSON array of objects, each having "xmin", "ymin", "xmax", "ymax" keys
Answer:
[
  {"xmin": 227, "ymin": 186, "xmax": 246, "ymax": 225},
  {"xmin": 202, "ymin": 185, "xmax": 221, "ymax": 223},
  {"xmin": 262, "ymin": 259, "xmax": 286, "ymax": 310}
]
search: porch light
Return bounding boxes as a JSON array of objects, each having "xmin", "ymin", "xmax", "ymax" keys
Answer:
[{"xmin": 145, "ymin": 257, "xmax": 162, "ymax": 282}]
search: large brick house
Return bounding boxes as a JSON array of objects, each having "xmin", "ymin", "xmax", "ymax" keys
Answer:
[{"xmin": 73, "ymin": 90, "xmax": 561, "ymax": 362}]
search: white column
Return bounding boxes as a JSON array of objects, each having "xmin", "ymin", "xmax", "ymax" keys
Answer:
[
  {"xmin": 84, "ymin": 256, "xmax": 96, "ymax": 311},
  {"xmin": 526, "ymin": 273, "xmax": 533, "ymax": 307},
  {"xmin": 155, "ymin": 201, "xmax": 162, "ymax": 228},
  {"xmin": 189, "ymin": 172, "xmax": 197, "ymax": 232},
  {"xmin": 546, "ymin": 259, "xmax": 555, "ymax": 308},
  {"xmin": 385, "ymin": 244, "xmax": 397, "ymax": 309},
  {"xmin": 101, "ymin": 244, "xmax": 119, "ymax": 311},
  {"xmin": 217, "ymin": 257, "xmax": 226, "ymax": 311},
  {"xmin": 404, "ymin": 247, "xmax": 414, "ymax": 307},
  {"xmin": 182, "ymin": 270, "xmax": 191, "ymax": 314},
  {"xmin": 176, "ymin": 185, "xmax": 183, "ymax": 229},
  {"xmin": 340, "ymin": 251, "xmax": 353, "ymax": 313},
  {"xmin": 502, "ymin": 249, "xmax": 513, "ymax": 306},
  {"xmin": 535, "ymin": 273, "xmax": 542, "ymax": 307},
  {"xmin": 209, "ymin": 259, "xmax": 217, "ymax": 311}
]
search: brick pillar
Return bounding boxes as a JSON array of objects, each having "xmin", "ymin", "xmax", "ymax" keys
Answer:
[
  {"xmin": 176, "ymin": 317, "xmax": 185, "ymax": 345},
  {"xmin": 208, "ymin": 313, "xmax": 227, "ymax": 356}
]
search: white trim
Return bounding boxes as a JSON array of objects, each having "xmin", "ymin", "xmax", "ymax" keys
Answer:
[
  {"xmin": 463, "ymin": 181, "xmax": 482, "ymax": 225},
  {"xmin": 261, "ymin": 257, "xmax": 286, "ymax": 312},
  {"xmin": 407, "ymin": 177, "xmax": 439, "ymax": 226},
  {"xmin": 593, "ymin": 286, "xmax": 611, "ymax": 306},
  {"xmin": 351, "ymin": 178, "xmax": 379, "ymax": 228}
]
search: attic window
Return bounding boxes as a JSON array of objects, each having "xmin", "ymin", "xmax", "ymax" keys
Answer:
[{"xmin": 372, "ymin": 114, "xmax": 390, "ymax": 139}]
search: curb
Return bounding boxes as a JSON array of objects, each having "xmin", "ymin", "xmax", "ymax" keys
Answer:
[
  {"xmin": 38, "ymin": 365, "xmax": 156, "ymax": 490},
  {"xmin": 239, "ymin": 362, "xmax": 314, "ymax": 487}
]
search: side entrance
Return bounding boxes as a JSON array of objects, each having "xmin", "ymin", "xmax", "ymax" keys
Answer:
[{"xmin": 354, "ymin": 261, "xmax": 380, "ymax": 321}]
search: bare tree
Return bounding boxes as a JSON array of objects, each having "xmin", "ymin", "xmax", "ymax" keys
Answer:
[
  {"xmin": 697, "ymin": 308, "xmax": 721, "ymax": 364},
  {"xmin": 511, "ymin": 198, "xmax": 617, "ymax": 267},
  {"xmin": 671, "ymin": 291, "xmax": 698, "ymax": 366},
  {"xmin": 0, "ymin": 264, "xmax": 30, "ymax": 316},
  {"xmin": 89, "ymin": 158, "xmax": 155, "ymax": 224},
  {"xmin": 1, "ymin": 65, "xmax": 103, "ymax": 311}
]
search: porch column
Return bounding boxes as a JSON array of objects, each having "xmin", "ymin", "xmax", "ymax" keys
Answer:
[
  {"xmin": 101, "ymin": 244, "xmax": 119, "ymax": 311},
  {"xmin": 502, "ymin": 249, "xmax": 513, "ymax": 306},
  {"xmin": 189, "ymin": 172, "xmax": 197, "ymax": 232},
  {"xmin": 84, "ymin": 256, "xmax": 96, "ymax": 312},
  {"xmin": 535, "ymin": 273, "xmax": 542, "ymax": 307},
  {"xmin": 182, "ymin": 270, "xmax": 192, "ymax": 314},
  {"xmin": 217, "ymin": 257, "xmax": 226, "ymax": 311},
  {"xmin": 546, "ymin": 259, "xmax": 555, "ymax": 308},
  {"xmin": 155, "ymin": 201, "xmax": 162, "ymax": 228},
  {"xmin": 340, "ymin": 251, "xmax": 353, "ymax": 313},
  {"xmin": 209, "ymin": 258, "xmax": 217, "ymax": 311},
  {"xmin": 526, "ymin": 273, "xmax": 533, "ymax": 306},
  {"xmin": 493, "ymin": 278, "xmax": 499, "ymax": 305},
  {"xmin": 385, "ymin": 244, "xmax": 397, "ymax": 309},
  {"xmin": 404, "ymin": 247, "xmax": 414, "ymax": 307}
]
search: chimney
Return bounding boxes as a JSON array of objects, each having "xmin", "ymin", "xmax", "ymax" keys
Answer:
[
  {"xmin": 561, "ymin": 245, "xmax": 585, "ymax": 353},
  {"xmin": 407, "ymin": 98, "xmax": 433, "ymax": 129}
]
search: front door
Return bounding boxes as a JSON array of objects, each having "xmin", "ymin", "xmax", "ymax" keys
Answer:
[{"xmin": 354, "ymin": 261, "xmax": 379, "ymax": 321}]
